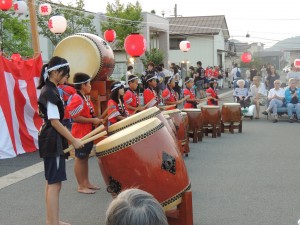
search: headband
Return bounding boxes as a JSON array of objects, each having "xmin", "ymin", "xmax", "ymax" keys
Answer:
[
  {"xmin": 128, "ymin": 75, "xmax": 139, "ymax": 82},
  {"xmin": 185, "ymin": 78, "xmax": 194, "ymax": 84},
  {"xmin": 73, "ymin": 78, "xmax": 91, "ymax": 85},
  {"xmin": 146, "ymin": 75, "xmax": 157, "ymax": 82},
  {"xmin": 43, "ymin": 63, "xmax": 70, "ymax": 81},
  {"xmin": 111, "ymin": 83, "xmax": 123, "ymax": 92}
]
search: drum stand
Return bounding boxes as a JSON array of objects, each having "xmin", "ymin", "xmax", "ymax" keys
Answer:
[{"xmin": 166, "ymin": 191, "xmax": 193, "ymax": 225}]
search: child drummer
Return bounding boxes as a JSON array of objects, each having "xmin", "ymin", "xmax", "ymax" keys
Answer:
[
  {"xmin": 66, "ymin": 72, "xmax": 103, "ymax": 194},
  {"xmin": 183, "ymin": 77, "xmax": 202, "ymax": 109},
  {"xmin": 37, "ymin": 56, "xmax": 84, "ymax": 225},
  {"xmin": 124, "ymin": 75, "xmax": 144, "ymax": 115},
  {"xmin": 107, "ymin": 81, "xmax": 129, "ymax": 125},
  {"xmin": 143, "ymin": 74, "xmax": 159, "ymax": 108},
  {"xmin": 162, "ymin": 76, "xmax": 188, "ymax": 110}
]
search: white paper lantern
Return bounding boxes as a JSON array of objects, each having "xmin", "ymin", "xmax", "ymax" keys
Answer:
[
  {"xmin": 48, "ymin": 15, "xmax": 67, "ymax": 34},
  {"xmin": 179, "ymin": 40, "xmax": 191, "ymax": 52},
  {"xmin": 13, "ymin": 0, "xmax": 27, "ymax": 14},
  {"xmin": 39, "ymin": 3, "xmax": 52, "ymax": 16}
]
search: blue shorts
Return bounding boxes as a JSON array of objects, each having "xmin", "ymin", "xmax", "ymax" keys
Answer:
[
  {"xmin": 44, "ymin": 155, "xmax": 67, "ymax": 184},
  {"xmin": 75, "ymin": 142, "xmax": 93, "ymax": 159}
]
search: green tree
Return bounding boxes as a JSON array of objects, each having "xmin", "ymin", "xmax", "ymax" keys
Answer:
[
  {"xmin": 141, "ymin": 48, "xmax": 164, "ymax": 67},
  {"xmin": 37, "ymin": 0, "xmax": 97, "ymax": 46},
  {"xmin": 101, "ymin": 0, "xmax": 143, "ymax": 49},
  {"xmin": 0, "ymin": 11, "xmax": 33, "ymax": 57}
]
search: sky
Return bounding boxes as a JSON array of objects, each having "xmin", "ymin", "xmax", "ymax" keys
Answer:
[{"xmin": 57, "ymin": 0, "xmax": 300, "ymax": 48}]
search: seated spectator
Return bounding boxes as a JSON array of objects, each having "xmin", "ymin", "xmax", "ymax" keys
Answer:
[
  {"xmin": 105, "ymin": 188, "xmax": 168, "ymax": 225},
  {"xmin": 284, "ymin": 78, "xmax": 300, "ymax": 123},
  {"xmin": 262, "ymin": 80, "xmax": 285, "ymax": 123},
  {"xmin": 249, "ymin": 76, "xmax": 267, "ymax": 119},
  {"xmin": 233, "ymin": 79, "xmax": 251, "ymax": 110}
]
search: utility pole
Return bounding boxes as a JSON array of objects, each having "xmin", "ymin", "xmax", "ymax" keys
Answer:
[{"xmin": 28, "ymin": 0, "xmax": 40, "ymax": 57}]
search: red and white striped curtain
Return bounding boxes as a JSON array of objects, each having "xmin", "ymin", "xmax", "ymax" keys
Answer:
[{"xmin": 0, "ymin": 55, "xmax": 43, "ymax": 159}]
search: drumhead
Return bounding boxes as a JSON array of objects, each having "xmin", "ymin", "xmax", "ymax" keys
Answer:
[
  {"xmin": 181, "ymin": 108, "xmax": 201, "ymax": 112},
  {"xmin": 201, "ymin": 105, "xmax": 220, "ymax": 109},
  {"xmin": 162, "ymin": 109, "xmax": 181, "ymax": 115},
  {"xmin": 96, "ymin": 118, "xmax": 163, "ymax": 155},
  {"xmin": 223, "ymin": 103, "xmax": 241, "ymax": 106},
  {"xmin": 108, "ymin": 107, "xmax": 160, "ymax": 134}
]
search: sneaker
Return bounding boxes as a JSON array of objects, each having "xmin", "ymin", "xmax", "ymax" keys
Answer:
[{"xmin": 262, "ymin": 111, "xmax": 268, "ymax": 115}]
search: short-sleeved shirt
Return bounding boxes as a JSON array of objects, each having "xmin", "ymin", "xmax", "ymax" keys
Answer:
[
  {"xmin": 162, "ymin": 88, "xmax": 177, "ymax": 110},
  {"xmin": 183, "ymin": 88, "xmax": 196, "ymax": 108},
  {"xmin": 107, "ymin": 99, "xmax": 128, "ymax": 124},
  {"xmin": 124, "ymin": 89, "xmax": 139, "ymax": 115},
  {"xmin": 206, "ymin": 87, "xmax": 218, "ymax": 105},
  {"xmin": 233, "ymin": 88, "xmax": 249, "ymax": 97},
  {"xmin": 250, "ymin": 83, "xmax": 267, "ymax": 97},
  {"xmin": 143, "ymin": 87, "xmax": 158, "ymax": 108},
  {"xmin": 268, "ymin": 88, "xmax": 285, "ymax": 98},
  {"xmin": 66, "ymin": 93, "xmax": 94, "ymax": 138},
  {"xmin": 266, "ymin": 74, "xmax": 280, "ymax": 90}
]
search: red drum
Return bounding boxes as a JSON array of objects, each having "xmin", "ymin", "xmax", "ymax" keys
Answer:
[
  {"xmin": 96, "ymin": 118, "xmax": 191, "ymax": 211},
  {"xmin": 181, "ymin": 109, "xmax": 203, "ymax": 142},
  {"xmin": 201, "ymin": 105, "xmax": 221, "ymax": 138},
  {"xmin": 108, "ymin": 107, "xmax": 175, "ymax": 140},
  {"xmin": 221, "ymin": 103, "xmax": 242, "ymax": 133},
  {"xmin": 163, "ymin": 109, "xmax": 185, "ymax": 141},
  {"xmin": 53, "ymin": 33, "xmax": 115, "ymax": 82}
]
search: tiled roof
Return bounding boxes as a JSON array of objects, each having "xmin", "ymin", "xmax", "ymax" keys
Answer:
[{"xmin": 168, "ymin": 15, "xmax": 229, "ymax": 39}]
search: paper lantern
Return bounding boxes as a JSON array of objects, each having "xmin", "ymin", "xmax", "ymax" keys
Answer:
[
  {"xmin": 241, "ymin": 52, "xmax": 252, "ymax": 63},
  {"xmin": 124, "ymin": 33, "xmax": 146, "ymax": 57},
  {"xmin": 294, "ymin": 59, "xmax": 300, "ymax": 68},
  {"xmin": 104, "ymin": 29, "xmax": 116, "ymax": 42},
  {"xmin": 13, "ymin": 0, "xmax": 27, "ymax": 14},
  {"xmin": 39, "ymin": 3, "xmax": 52, "ymax": 16},
  {"xmin": 11, "ymin": 53, "xmax": 21, "ymax": 61},
  {"xmin": 48, "ymin": 15, "xmax": 67, "ymax": 34},
  {"xmin": 179, "ymin": 40, "xmax": 191, "ymax": 52},
  {"xmin": 0, "ymin": 0, "xmax": 12, "ymax": 11}
]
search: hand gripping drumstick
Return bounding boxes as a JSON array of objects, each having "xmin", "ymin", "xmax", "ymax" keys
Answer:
[
  {"xmin": 158, "ymin": 104, "xmax": 176, "ymax": 110},
  {"xmin": 133, "ymin": 97, "xmax": 157, "ymax": 114},
  {"xmin": 63, "ymin": 131, "xmax": 107, "ymax": 153},
  {"xmin": 99, "ymin": 105, "xmax": 114, "ymax": 119}
]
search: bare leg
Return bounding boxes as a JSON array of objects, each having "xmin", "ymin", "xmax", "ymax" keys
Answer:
[
  {"xmin": 46, "ymin": 182, "xmax": 61, "ymax": 225},
  {"xmin": 74, "ymin": 157, "xmax": 95, "ymax": 194},
  {"xmin": 253, "ymin": 100, "xmax": 260, "ymax": 118}
]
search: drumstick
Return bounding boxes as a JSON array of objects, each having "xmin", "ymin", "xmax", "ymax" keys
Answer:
[
  {"xmin": 133, "ymin": 97, "xmax": 157, "ymax": 114},
  {"xmin": 81, "ymin": 124, "xmax": 105, "ymax": 141},
  {"xmin": 63, "ymin": 131, "xmax": 107, "ymax": 153},
  {"xmin": 103, "ymin": 109, "xmax": 118, "ymax": 121},
  {"xmin": 158, "ymin": 104, "xmax": 176, "ymax": 110},
  {"xmin": 100, "ymin": 105, "xmax": 114, "ymax": 119}
]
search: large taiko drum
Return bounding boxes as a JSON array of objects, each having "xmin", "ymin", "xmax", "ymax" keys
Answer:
[
  {"xmin": 96, "ymin": 118, "xmax": 191, "ymax": 211},
  {"xmin": 53, "ymin": 33, "xmax": 115, "ymax": 82},
  {"xmin": 181, "ymin": 109, "xmax": 202, "ymax": 131},
  {"xmin": 222, "ymin": 103, "xmax": 242, "ymax": 123},
  {"xmin": 108, "ymin": 107, "xmax": 176, "ymax": 140},
  {"xmin": 201, "ymin": 105, "xmax": 221, "ymax": 138}
]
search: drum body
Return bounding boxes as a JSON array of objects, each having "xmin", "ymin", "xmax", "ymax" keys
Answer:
[
  {"xmin": 163, "ymin": 109, "xmax": 185, "ymax": 140},
  {"xmin": 108, "ymin": 107, "xmax": 175, "ymax": 140},
  {"xmin": 53, "ymin": 33, "xmax": 115, "ymax": 82},
  {"xmin": 181, "ymin": 109, "xmax": 202, "ymax": 132},
  {"xmin": 222, "ymin": 103, "xmax": 241, "ymax": 123},
  {"xmin": 201, "ymin": 106, "xmax": 221, "ymax": 126},
  {"xmin": 96, "ymin": 118, "xmax": 190, "ymax": 211},
  {"xmin": 164, "ymin": 114, "xmax": 176, "ymax": 136}
]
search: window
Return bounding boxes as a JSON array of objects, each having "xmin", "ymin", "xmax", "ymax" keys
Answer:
[{"xmin": 169, "ymin": 37, "xmax": 185, "ymax": 50}]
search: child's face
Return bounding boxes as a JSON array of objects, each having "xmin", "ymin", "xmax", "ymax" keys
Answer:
[
  {"xmin": 118, "ymin": 88, "xmax": 125, "ymax": 96},
  {"xmin": 186, "ymin": 81, "xmax": 194, "ymax": 89},
  {"xmin": 130, "ymin": 79, "xmax": 139, "ymax": 90},
  {"xmin": 83, "ymin": 81, "xmax": 91, "ymax": 94},
  {"xmin": 149, "ymin": 79, "xmax": 157, "ymax": 88}
]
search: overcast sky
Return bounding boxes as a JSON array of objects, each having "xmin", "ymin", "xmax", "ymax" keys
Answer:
[{"xmin": 58, "ymin": 0, "xmax": 300, "ymax": 48}]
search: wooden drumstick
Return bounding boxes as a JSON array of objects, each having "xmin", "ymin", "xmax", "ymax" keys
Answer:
[
  {"xmin": 63, "ymin": 131, "xmax": 107, "ymax": 153},
  {"xmin": 103, "ymin": 109, "xmax": 118, "ymax": 121},
  {"xmin": 81, "ymin": 124, "xmax": 105, "ymax": 141},
  {"xmin": 133, "ymin": 97, "xmax": 157, "ymax": 114},
  {"xmin": 158, "ymin": 104, "xmax": 176, "ymax": 110},
  {"xmin": 100, "ymin": 105, "xmax": 114, "ymax": 119}
]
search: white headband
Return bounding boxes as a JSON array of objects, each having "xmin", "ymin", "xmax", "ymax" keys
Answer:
[
  {"xmin": 43, "ymin": 63, "xmax": 70, "ymax": 81},
  {"xmin": 185, "ymin": 78, "xmax": 194, "ymax": 84},
  {"xmin": 128, "ymin": 76, "xmax": 139, "ymax": 82},
  {"xmin": 146, "ymin": 75, "xmax": 157, "ymax": 82},
  {"xmin": 111, "ymin": 83, "xmax": 123, "ymax": 92},
  {"xmin": 73, "ymin": 78, "xmax": 91, "ymax": 85}
]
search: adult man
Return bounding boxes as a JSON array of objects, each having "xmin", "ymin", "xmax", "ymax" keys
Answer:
[
  {"xmin": 262, "ymin": 80, "xmax": 285, "ymax": 123},
  {"xmin": 231, "ymin": 63, "xmax": 241, "ymax": 81},
  {"xmin": 195, "ymin": 61, "xmax": 206, "ymax": 98},
  {"xmin": 284, "ymin": 78, "xmax": 300, "ymax": 123},
  {"xmin": 250, "ymin": 76, "xmax": 267, "ymax": 119}
]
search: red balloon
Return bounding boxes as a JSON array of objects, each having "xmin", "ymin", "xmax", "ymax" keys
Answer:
[
  {"xmin": 241, "ymin": 52, "xmax": 252, "ymax": 63},
  {"xmin": 124, "ymin": 33, "xmax": 146, "ymax": 57},
  {"xmin": 104, "ymin": 29, "xmax": 116, "ymax": 42},
  {"xmin": 11, "ymin": 53, "xmax": 22, "ymax": 61},
  {"xmin": 0, "ymin": 0, "xmax": 12, "ymax": 11}
]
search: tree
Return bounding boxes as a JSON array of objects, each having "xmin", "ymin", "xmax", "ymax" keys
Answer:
[
  {"xmin": 0, "ymin": 11, "xmax": 33, "ymax": 57},
  {"xmin": 141, "ymin": 48, "xmax": 164, "ymax": 67},
  {"xmin": 101, "ymin": 0, "xmax": 143, "ymax": 49},
  {"xmin": 37, "ymin": 0, "xmax": 97, "ymax": 46}
]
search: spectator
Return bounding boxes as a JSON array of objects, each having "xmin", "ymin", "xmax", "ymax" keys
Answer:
[
  {"xmin": 156, "ymin": 66, "xmax": 166, "ymax": 98},
  {"xmin": 250, "ymin": 65, "xmax": 258, "ymax": 82},
  {"xmin": 284, "ymin": 78, "xmax": 300, "ymax": 123},
  {"xmin": 195, "ymin": 61, "xmax": 206, "ymax": 98},
  {"xmin": 250, "ymin": 76, "xmax": 267, "ymax": 119},
  {"xmin": 105, "ymin": 188, "xmax": 168, "ymax": 225},
  {"xmin": 230, "ymin": 63, "xmax": 241, "ymax": 81},
  {"xmin": 233, "ymin": 79, "xmax": 251, "ymax": 109},
  {"xmin": 265, "ymin": 65, "xmax": 280, "ymax": 90},
  {"xmin": 262, "ymin": 80, "xmax": 285, "ymax": 123}
]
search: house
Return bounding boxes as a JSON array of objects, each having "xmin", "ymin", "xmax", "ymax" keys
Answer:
[{"xmin": 168, "ymin": 15, "xmax": 230, "ymax": 76}]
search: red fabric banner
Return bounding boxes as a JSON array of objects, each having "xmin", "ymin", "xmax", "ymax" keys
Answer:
[{"xmin": 0, "ymin": 55, "xmax": 43, "ymax": 159}]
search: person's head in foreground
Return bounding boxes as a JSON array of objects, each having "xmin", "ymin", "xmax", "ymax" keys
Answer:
[{"xmin": 105, "ymin": 188, "xmax": 168, "ymax": 225}]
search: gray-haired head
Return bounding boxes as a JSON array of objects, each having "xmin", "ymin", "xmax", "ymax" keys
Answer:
[
  {"xmin": 105, "ymin": 188, "xmax": 168, "ymax": 225},
  {"xmin": 237, "ymin": 79, "xmax": 245, "ymax": 86}
]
